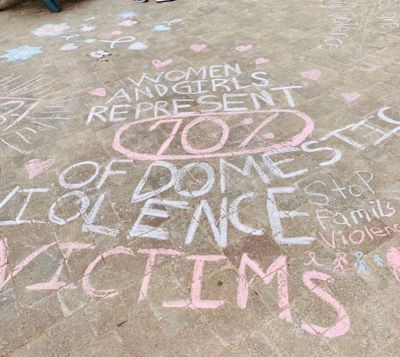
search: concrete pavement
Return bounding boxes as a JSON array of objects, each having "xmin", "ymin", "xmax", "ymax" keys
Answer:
[{"xmin": 1, "ymin": 0, "xmax": 400, "ymax": 355}]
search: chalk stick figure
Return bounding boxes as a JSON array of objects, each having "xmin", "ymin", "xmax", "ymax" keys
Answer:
[
  {"xmin": 332, "ymin": 252, "xmax": 348, "ymax": 272},
  {"xmin": 354, "ymin": 251, "xmax": 369, "ymax": 275},
  {"xmin": 304, "ymin": 251, "xmax": 323, "ymax": 267},
  {"xmin": 374, "ymin": 254, "xmax": 384, "ymax": 267}
]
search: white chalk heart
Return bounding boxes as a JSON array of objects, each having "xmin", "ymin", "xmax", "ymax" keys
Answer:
[
  {"xmin": 236, "ymin": 44, "xmax": 253, "ymax": 53},
  {"xmin": 341, "ymin": 92, "xmax": 361, "ymax": 103},
  {"xmin": 60, "ymin": 43, "xmax": 78, "ymax": 51},
  {"xmin": 301, "ymin": 69, "xmax": 322, "ymax": 81},
  {"xmin": 191, "ymin": 44, "xmax": 207, "ymax": 52},
  {"xmin": 118, "ymin": 20, "xmax": 137, "ymax": 27},
  {"xmin": 129, "ymin": 42, "xmax": 148, "ymax": 50},
  {"xmin": 89, "ymin": 87, "xmax": 107, "ymax": 97}
]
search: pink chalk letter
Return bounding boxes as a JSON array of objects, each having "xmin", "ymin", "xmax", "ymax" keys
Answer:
[
  {"xmin": 0, "ymin": 239, "xmax": 8, "ymax": 290},
  {"xmin": 163, "ymin": 255, "xmax": 226, "ymax": 309},
  {"xmin": 301, "ymin": 271, "xmax": 350, "ymax": 338},
  {"xmin": 1, "ymin": 242, "xmax": 56, "ymax": 292},
  {"xmin": 237, "ymin": 254, "xmax": 292, "ymax": 322},
  {"xmin": 82, "ymin": 247, "xmax": 134, "ymax": 298},
  {"xmin": 138, "ymin": 249, "xmax": 183, "ymax": 302},
  {"xmin": 26, "ymin": 243, "xmax": 94, "ymax": 291}
]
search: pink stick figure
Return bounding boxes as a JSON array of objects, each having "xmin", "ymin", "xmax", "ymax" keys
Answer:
[
  {"xmin": 332, "ymin": 252, "xmax": 348, "ymax": 272},
  {"xmin": 304, "ymin": 251, "xmax": 323, "ymax": 267}
]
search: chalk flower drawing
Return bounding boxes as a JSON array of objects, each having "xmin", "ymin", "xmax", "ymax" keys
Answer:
[
  {"xmin": 119, "ymin": 11, "xmax": 137, "ymax": 19},
  {"xmin": 80, "ymin": 25, "xmax": 96, "ymax": 33},
  {"xmin": 32, "ymin": 23, "xmax": 70, "ymax": 37},
  {"xmin": 90, "ymin": 50, "xmax": 111, "ymax": 59},
  {"xmin": 0, "ymin": 45, "xmax": 42, "ymax": 62}
]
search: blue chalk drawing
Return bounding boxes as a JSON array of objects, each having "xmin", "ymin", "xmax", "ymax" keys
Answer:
[
  {"xmin": 354, "ymin": 251, "xmax": 369, "ymax": 275},
  {"xmin": 85, "ymin": 39, "xmax": 97, "ymax": 44},
  {"xmin": 80, "ymin": 25, "xmax": 96, "ymax": 33},
  {"xmin": 120, "ymin": 11, "xmax": 137, "ymax": 19},
  {"xmin": 1, "ymin": 45, "xmax": 42, "ymax": 62},
  {"xmin": 374, "ymin": 254, "xmax": 384, "ymax": 267},
  {"xmin": 153, "ymin": 24, "xmax": 171, "ymax": 32}
]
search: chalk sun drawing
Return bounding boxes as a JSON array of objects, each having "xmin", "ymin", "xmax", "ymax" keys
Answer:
[
  {"xmin": 0, "ymin": 74, "xmax": 80, "ymax": 155},
  {"xmin": 32, "ymin": 23, "xmax": 70, "ymax": 37},
  {"xmin": 0, "ymin": 46, "xmax": 42, "ymax": 62}
]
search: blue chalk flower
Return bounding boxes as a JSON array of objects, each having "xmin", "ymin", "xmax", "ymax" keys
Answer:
[
  {"xmin": 0, "ymin": 45, "xmax": 42, "ymax": 62},
  {"xmin": 119, "ymin": 11, "xmax": 137, "ymax": 19}
]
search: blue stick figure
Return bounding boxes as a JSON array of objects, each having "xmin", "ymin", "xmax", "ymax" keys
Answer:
[
  {"xmin": 374, "ymin": 254, "xmax": 384, "ymax": 267},
  {"xmin": 354, "ymin": 251, "xmax": 369, "ymax": 275}
]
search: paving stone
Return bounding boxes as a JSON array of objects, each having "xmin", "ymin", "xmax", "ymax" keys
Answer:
[{"xmin": 1, "ymin": 0, "xmax": 400, "ymax": 355}]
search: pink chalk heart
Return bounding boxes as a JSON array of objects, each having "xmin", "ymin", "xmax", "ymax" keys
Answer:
[
  {"xmin": 118, "ymin": 20, "xmax": 137, "ymax": 27},
  {"xmin": 341, "ymin": 92, "xmax": 361, "ymax": 103},
  {"xmin": 236, "ymin": 44, "xmax": 253, "ymax": 53},
  {"xmin": 301, "ymin": 69, "xmax": 322, "ymax": 81},
  {"xmin": 89, "ymin": 88, "xmax": 107, "ymax": 97},
  {"xmin": 111, "ymin": 30, "xmax": 123, "ymax": 36},
  {"xmin": 191, "ymin": 44, "xmax": 207, "ymax": 53},
  {"xmin": 387, "ymin": 247, "xmax": 400, "ymax": 283},
  {"xmin": 152, "ymin": 59, "xmax": 172, "ymax": 69},
  {"xmin": 255, "ymin": 57, "xmax": 269, "ymax": 65},
  {"xmin": 25, "ymin": 159, "xmax": 54, "ymax": 179},
  {"xmin": 241, "ymin": 118, "xmax": 253, "ymax": 125}
]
